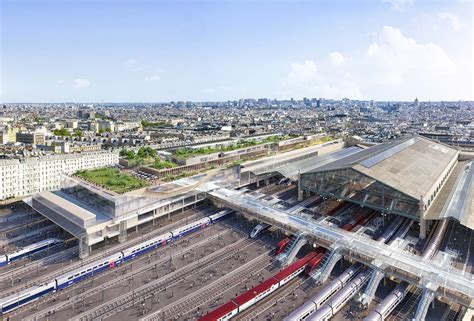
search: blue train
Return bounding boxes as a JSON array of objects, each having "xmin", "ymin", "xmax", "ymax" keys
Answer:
[
  {"xmin": 0, "ymin": 239, "xmax": 63, "ymax": 268},
  {"xmin": 0, "ymin": 209, "xmax": 232, "ymax": 314}
]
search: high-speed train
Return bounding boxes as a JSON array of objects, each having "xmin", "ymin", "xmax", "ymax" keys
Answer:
[
  {"xmin": 0, "ymin": 238, "xmax": 63, "ymax": 267},
  {"xmin": 285, "ymin": 216, "xmax": 407, "ymax": 321},
  {"xmin": 364, "ymin": 283, "xmax": 408, "ymax": 321},
  {"xmin": 307, "ymin": 270, "xmax": 370, "ymax": 321},
  {"xmin": 284, "ymin": 264, "xmax": 363, "ymax": 321},
  {"xmin": 365, "ymin": 219, "xmax": 447, "ymax": 321},
  {"xmin": 249, "ymin": 223, "xmax": 270, "ymax": 238},
  {"xmin": 0, "ymin": 209, "xmax": 232, "ymax": 315}
]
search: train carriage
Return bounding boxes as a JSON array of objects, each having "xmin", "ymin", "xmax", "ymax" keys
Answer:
[
  {"xmin": 0, "ymin": 208, "xmax": 233, "ymax": 316},
  {"xmin": 122, "ymin": 232, "xmax": 172, "ymax": 261},
  {"xmin": 0, "ymin": 281, "xmax": 56, "ymax": 314},
  {"xmin": 55, "ymin": 252, "xmax": 123, "ymax": 289},
  {"xmin": 1, "ymin": 239, "xmax": 63, "ymax": 266},
  {"xmin": 171, "ymin": 217, "xmax": 212, "ymax": 239},
  {"xmin": 0, "ymin": 256, "xmax": 7, "ymax": 267}
]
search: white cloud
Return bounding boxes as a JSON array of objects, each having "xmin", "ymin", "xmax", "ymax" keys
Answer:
[
  {"xmin": 125, "ymin": 58, "xmax": 144, "ymax": 72},
  {"xmin": 281, "ymin": 26, "xmax": 469, "ymax": 100},
  {"xmin": 203, "ymin": 88, "xmax": 216, "ymax": 94},
  {"xmin": 439, "ymin": 12, "xmax": 461, "ymax": 31},
  {"xmin": 382, "ymin": 0, "xmax": 414, "ymax": 11},
  {"xmin": 144, "ymin": 74, "xmax": 160, "ymax": 82},
  {"xmin": 126, "ymin": 58, "xmax": 138, "ymax": 65},
  {"xmin": 282, "ymin": 60, "xmax": 362, "ymax": 99},
  {"xmin": 328, "ymin": 52, "xmax": 345, "ymax": 66},
  {"xmin": 286, "ymin": 60, "xmax": 319, "ymax": 85},
  {"xmin": 365, "ymin": 26, "xmax": 455, "ymax": 86},
  {"xmin": 56, "ymin": 79, "xmax": 65, "ymax": 86},
  {"xmin": 73, "ymin": 78, "xmax": 91, "ymax": 88}
]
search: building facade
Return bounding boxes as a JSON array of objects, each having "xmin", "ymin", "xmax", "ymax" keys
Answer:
[
  {"xmin": 0, "ymin": 150, "xmax": 119, "ymax": 201},
  {"xmin": 16, "ymin": 132, "xmax": 45, "ymax": 145}
]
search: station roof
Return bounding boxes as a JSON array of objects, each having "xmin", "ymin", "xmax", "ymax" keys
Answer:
[
  {"xmin": 306, "ymin": 136, "xmax": 459, "ymax": 200},
  {"xmin": 31, "ymin": 191, "xmax": 110, "ymax": 237},
  {"xmin": 241, "ymin": 143, "xmax": 323, "ymax": 175},
  {"xmin": 241, "ymin": 140, "xmax": 362, "ymax": 180},
  {"xmin": 425, "ymin": 160, "xmax": 474, "ymax": 230}
]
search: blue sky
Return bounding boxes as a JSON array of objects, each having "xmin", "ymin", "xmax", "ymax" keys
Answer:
[{"xmin": 1, "ymin": 0, "xmax": 473, "ymax": 102}]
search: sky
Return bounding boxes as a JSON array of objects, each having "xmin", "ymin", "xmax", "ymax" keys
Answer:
[{"xmin": 1, "ymin": 0, "xmax": 473, "ymax": 102}]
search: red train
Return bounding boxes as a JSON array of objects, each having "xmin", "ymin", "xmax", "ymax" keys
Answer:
[
  {"xmin": 275, "ymin": 237, "xmax": 291, "ymax": 255},
  {"xmin": 200, "ymin": 210, "xmax": 374, "ymax": 321},
  {"xmin": 199, "ymin": 251, "xmax": 324, "ymax": 321}
]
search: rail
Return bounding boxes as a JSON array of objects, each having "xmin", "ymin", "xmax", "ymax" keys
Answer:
[{"xmin": 209, "ymin": 187, "xmax": 474, "ymax": 308}]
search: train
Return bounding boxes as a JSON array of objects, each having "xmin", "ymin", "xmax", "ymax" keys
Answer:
[
  {"xmin": 249, "ymin": 223, "xmax": 270, "ymax": 238},
  {"xmin": 306, "ymin": 270, "xmax": 370, "ymax": 321},
  {"xmin": 0, "ymin": 209, "xmax": 232, "ymax": 315},
  {"xmin": 0, "ymin": 238, "xmax": 63, "ymax": 268},
  {"xmin": 365, "ymin": 218, "xmax": 447, "ymax": 321},
  {"xmin": 363, "ymin": 283, "xmax": 408, "ymax": 321},
  {"xmin": 200, "ymin": 208, "xmax": 377, "ymax": 321},
  {"xmin": 199, "ymin": 250, "xmax": 325, "ymax": 321},
  {"xmin": 285, "ymin": 216, "xmax": 406, "ymax": 321},
  {"xmin": 285, "ymin": 264, "xmax": 363, "ymax": 321},
  {"xmin": 275, "ymin": 237, "xmax": 291, "ymax": 255}
]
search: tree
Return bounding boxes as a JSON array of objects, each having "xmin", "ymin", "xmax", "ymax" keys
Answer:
[
  {"xmin": 53, "ymin": 128, "xmax": 71, "ymax": 136},
  {"xmin": 120, "ymin": 149, "xmax": 136, "ymax": 159}
]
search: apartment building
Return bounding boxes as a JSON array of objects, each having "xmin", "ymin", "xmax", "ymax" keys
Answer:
[{"xmin": 0, "ymin": 150, "xmax": 119, "ymax": 200}]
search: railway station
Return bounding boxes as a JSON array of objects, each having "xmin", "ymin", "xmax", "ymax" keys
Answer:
[{"xmin": 0, "ymin": 135, "xmax": 472, "ymax": 321}]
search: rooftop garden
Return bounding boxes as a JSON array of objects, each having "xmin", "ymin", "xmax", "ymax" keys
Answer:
[
  {"xmin": 120, "ymin": 147, "xmax": 178, "ymax": 169},
  {"xmin": 75, "ymin": 167, "xmax": 149, "ymax": 193},
  {"xmin": 53, "ymin": 128, "xmax": 83, "ymax": 137},
  {"xmin": 172, "ymin": 134, "xmax": 299, "ymax": 159}
]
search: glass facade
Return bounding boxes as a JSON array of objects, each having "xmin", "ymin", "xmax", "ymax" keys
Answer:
[{"xmin": 300, "ymin": 168, "xmax": 421, "ymax": 220}]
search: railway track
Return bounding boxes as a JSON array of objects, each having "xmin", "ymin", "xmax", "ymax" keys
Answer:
[
  {"xmin": 21, "ymin": 228, "xmax": 233, "ymax": 320},
  {"xmin": 236, "ymin": 273, "xmax": 308, "ymax": 321},
  {"xmin": 72, "ymin": 233, "xmax": 260, "ymax": 321},
  {"xmin": 0, "ymin": 217, "xmax": 48, "ymax": 235},
  {"xmin": 156, "ymin": 249, "xmax": 273, "ymax": 320},
  {"xmin": 0, "ymin": 210, "xmax": 207, "ymax": 299},
  {"xmin": 0, "ymin": 225, "xmax": 59, "ymax": 248},
  {"xmin": 0, "ymin": 246, "xmax": 78, "ymax": 283}
]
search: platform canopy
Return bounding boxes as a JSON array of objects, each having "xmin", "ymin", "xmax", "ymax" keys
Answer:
[{"xmin": 300, "ymin": 136, "xmax": 459, "ymax": 221}]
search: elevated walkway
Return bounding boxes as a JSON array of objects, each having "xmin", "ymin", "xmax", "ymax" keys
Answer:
[{"xmin": 208, "ymin": 187, "xmax": 474, "ymax": 309}]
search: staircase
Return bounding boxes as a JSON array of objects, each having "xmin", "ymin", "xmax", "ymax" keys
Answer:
[
  {"xmin": 277, "ymin": 232, "xmax": 307, "ymax": 265},
  {"xmin": 310, "ymin": 248, "xmax": 342, "ymax": 283},
  {"xmin": 359, "ymin": 269, "xmax": 384, "ymax": 307},
  {"xmin": 413, "ymin": 289, "xmax": 435, "ymax": 321}
]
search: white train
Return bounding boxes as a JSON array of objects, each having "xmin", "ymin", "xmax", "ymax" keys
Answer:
[
  {"xmin": 364, "ymin": 283, "xmax": 408, "ymax": 321},
  {"xmin": 0, "ymin": 209, "xmax": 232, "ymax": 314},
  {"xmin": 365, "ymin": 219, "xmax": 447, "ymax": 321},
  {"xmin": 286, "ymin": 216, "xmax": 407, "ymax": 321},
  {"xmin": 284, "ymin": 264, "xmax": 362, "ymax": 321},
  {"xmin": 307, "ymin": 270, "xmax": 370, "ymax": 321},
  {"xmin": 0, "ymin": 238, "xmax": 63, "ymax": 267},
  {"xmin": 250, "ymin": 223, "xmax": 270, "ymax": 238}
]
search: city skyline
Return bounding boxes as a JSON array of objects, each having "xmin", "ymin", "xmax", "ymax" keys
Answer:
[{"xmin": 2, "ymin": 0, "xmax": 473, "ymax": 103}]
